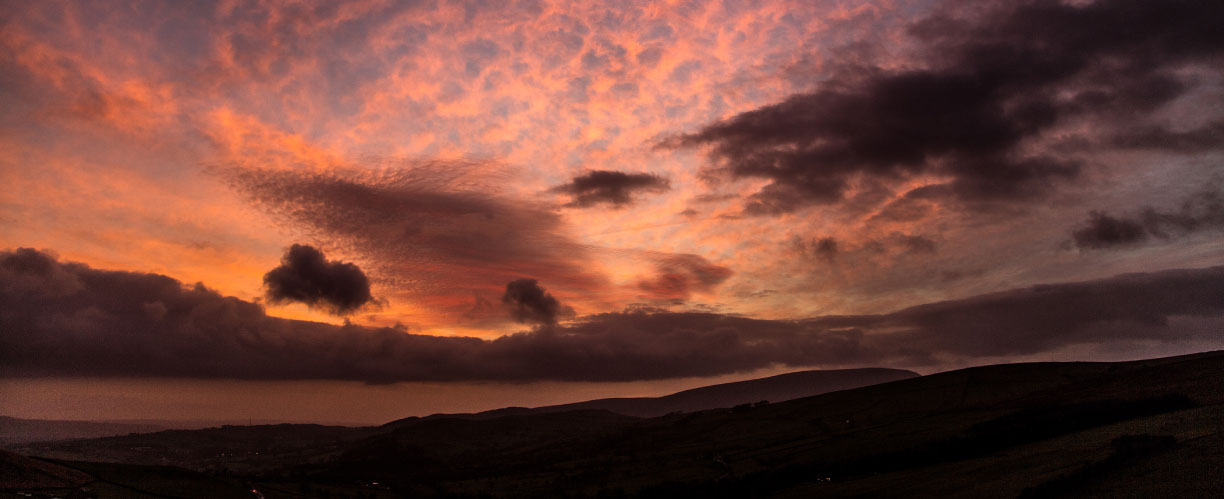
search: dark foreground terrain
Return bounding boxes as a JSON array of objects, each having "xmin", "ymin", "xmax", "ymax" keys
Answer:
[{"xmin": 5, "ymin": 352, "xmax": 1223, "ymax": 498}]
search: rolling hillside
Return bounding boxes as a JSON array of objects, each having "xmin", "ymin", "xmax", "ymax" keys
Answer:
[
  {"xmin": 392, "ymin": 367, "xmax": 920, "ymax": 423},
  {"xmin": 8, "ymin": 351, "xmax": 1224, "ymax": 497},
  {"xmin": 507, "ymin": 367, "xmax": 919, "ymax": 418}
]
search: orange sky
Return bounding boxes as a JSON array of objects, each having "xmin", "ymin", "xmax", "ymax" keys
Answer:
[
  {"xmin": 0, "ymin": 0, "xmax": 906, "ymax": 332},
  {"xmin": 3, "ymin": 0, "xmax": 1223, "ymax": 422},
  {"xmin": 5, "ymin": 0, "xmax": 1217, "ymax": 335}
]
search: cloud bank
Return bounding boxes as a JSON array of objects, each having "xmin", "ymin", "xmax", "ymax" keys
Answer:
[{"xmin": 4, "ymin": 248, "xmax": 1223, "ymax": 382}]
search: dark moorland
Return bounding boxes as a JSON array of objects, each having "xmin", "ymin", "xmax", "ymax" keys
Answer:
[{"xmin": 5, "ymin": 352, "xmax": 1223, "ymax": 498}]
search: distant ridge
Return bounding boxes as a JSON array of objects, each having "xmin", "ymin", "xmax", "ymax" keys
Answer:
[
  {"xmin": 391, "ymin": 367, "xmax": 919, "ymax": 424},
  {"xmin": 525, "ymin": 367, "xmax": 921, "ymax": 417},
  {"xmin": 0, "ymin": 417, "xmax": 366, "ymax": 445},
  {"xmin": 0, "ymin": 416, "xmax": 166, "ymax": 445}
]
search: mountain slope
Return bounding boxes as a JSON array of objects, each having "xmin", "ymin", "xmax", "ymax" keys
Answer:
[
  {"xmin": 389, "ymin": 367, "xmax": 920, "ymax": 425},
  {"xmin": 326, "ymin": 350, "xmax": 1224, "ymax": 497},
  {"xmin": 526, "ymin": 367, "xmax": 919, "ymax": 417}
]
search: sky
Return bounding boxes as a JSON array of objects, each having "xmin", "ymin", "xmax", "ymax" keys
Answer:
[{"xmin": 2, "ymin": 0, "xmax": 1223, "ymax": 424}]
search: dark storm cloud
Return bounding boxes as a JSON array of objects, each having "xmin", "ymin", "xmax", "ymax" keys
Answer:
[
  {"xmin": 1111, "ymin": 120, "xmax": 1224, "ymax": 153},
  {"xmin": 502, "ymin": 278, "xmax": 572, "ymax": 325},
  {"xmin": 897, "ymin": 235, "xmax": 937, "ymax": 254},
  {"xmin": 792, "ymin": 234, "xmax": 935, "ymax": 265},
  {"xmin": 550, "ymin": 170, "xmax": 670, "ymax": 208},
  {"xmin": 3, "ymin": 249, "xmax": 1222, "ymax": 381},
  {"xmin": 219, "ymin": 163, "xmax": 607, "ymax": 309},
  {"xmin": 668, "ymin": 0, "xmax": 1224, "ymax": 215},
  {"xmin": 1072, "ymin": 212, "xmax": 1151, "ymax": 249},
  {"xmin": 636, "ymin": 253, "xmax": 733, "ymax": 300},
  {"xmin": 263, "ymin": 244, "xmax": 376, "ymax": 315},
  {"xmin": 814, "ymin": 238, "xmax": 839, "ymax": 262},
  {"xmin": 793, "ymin": 237, "xmax": 839, "ymax": 263},
  {"xmin": 1072, "ymin": 189, "xmax": 1224, "ymax": 250}
]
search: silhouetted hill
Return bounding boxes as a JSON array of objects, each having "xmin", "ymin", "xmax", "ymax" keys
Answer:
[
  {"xmin": 10, "ymin": 351, "xmax": 1224, "ymax": 498},
  {"xmin": 387, "ymin": 367, "xmax": 919, "ymax": 425},
  {"xmin": 7, "ymin": 423, "xmax": 377, "ymax": 474},
  {"xmin": 327, "ymin": 351, "xmax": 1224, "ymax": 497},
  {"xmin": 0, "ymin": 416, "xmax": 167, "ymax": 445},
  {"xmin": 524, "ymin": 367, "xmax": 919, "ymax": 418},
  {"xmin": 0, "ymin": 416, "xmax": 367, "ymax": 445}
]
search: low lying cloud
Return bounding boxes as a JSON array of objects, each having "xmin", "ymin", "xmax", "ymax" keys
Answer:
[
  {"xmin": 4, "ymin": 248, "xmax": 1223, "ymax": 382},
  {"xmin": 1072, "ymin": 190, "xmax": 1224, "ymax": 250},
  {"xmin": 668, "ymin": 0, "xmax": 1224, "ymax": 215},
  {"xmin": 263, "ymin": 244, "xmax": 377, "ymax": 315},
  {"xmin": 1072, "ymin": 212, "xmax": 1151, "ymax": 250},
  {"xmin": 550, "ymin": 170, "xmax": 670, "ymax": 208}
]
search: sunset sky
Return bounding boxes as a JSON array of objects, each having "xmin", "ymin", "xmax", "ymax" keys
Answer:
[{"xmin": 2, "ymin": 0, "xmax": 1222, "ymax": 423}]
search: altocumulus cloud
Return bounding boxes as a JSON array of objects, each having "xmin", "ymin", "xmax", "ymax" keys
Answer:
[{"xmin": 3, "ymin": 248, "xmax": 1224, "ymax": 382}]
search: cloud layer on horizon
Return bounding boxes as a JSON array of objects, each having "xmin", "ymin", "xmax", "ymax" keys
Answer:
[{"xmin": 3, "ymin": 248, "xmax": 1222, "ymax": 382}]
